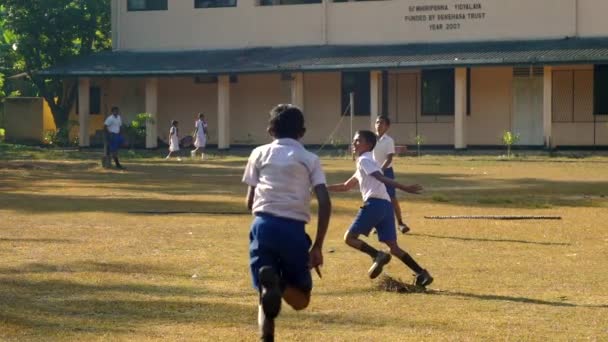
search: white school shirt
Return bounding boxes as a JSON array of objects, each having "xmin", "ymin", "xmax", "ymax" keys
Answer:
[
  {"xmin": 169, "ymin": 126, "xmax": 179, "ymax": 151},
  {"xmin": 242, "ymin": 138, "xmax": 327, "ymax": 223},
  {"xmin": 372, "ymin": 134, "xmax": 395, "ymax": 169},
  {"xmin": 354, "ymin": 152, "xmax": 391, "ymax": 202},
  {"xmin": 195, "ymin": 119, "xmax": 207, "ymax": 139},
  {"xmin": 104, "ymin": 114, "xmax": 122, "ymax": 134}
]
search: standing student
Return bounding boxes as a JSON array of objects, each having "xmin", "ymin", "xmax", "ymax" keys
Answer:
[
  {"xmin": 243, "ymin": 104, "xmax": 331, "ymax": 342},
  {"xmin": 104, "ymin": 106, "xmax": 125, "ymax": 169},
  {"xmin": 191, "ymin": 113, "xmax": 208, "ymax": 160},
  {"xmin": 373, "ymin": 115, "xmax": 410, "ymax": 233},
  {"xmin": 165, "ymin": 120, "xmax": 181, "ymax": 161},
  {"xmin": 328, "ymin": 130, "xmax": 433, "ymax": 286}
]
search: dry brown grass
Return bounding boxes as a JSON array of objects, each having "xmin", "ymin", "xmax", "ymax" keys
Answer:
[{"xmin": 0, "ymin": 151, "xmax": 607, "ymax": 341}]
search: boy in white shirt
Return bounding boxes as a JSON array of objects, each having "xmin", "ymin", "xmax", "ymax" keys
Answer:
[
  {"xmin": 328, "ymin": 130, "xmax": 432, "ymax": 286},
  {"xmin": 373, "ymin": 116, "xmax": 410, "ymax": 233},
  {"xmin": 242, "ymin": 104, "xmax": 331, "ymax": 342},
  {"xmin": 104, "ymin": 106, "xmax": 125, "ymax": 169},
  {"xmin": 165, "ymin": 120, "xmax": 181, "ymax": 161}
]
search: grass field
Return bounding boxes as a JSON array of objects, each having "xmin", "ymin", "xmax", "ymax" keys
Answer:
[{"xmin": 0, "ymin": 145, "xmax": 607, "ymax": 341}]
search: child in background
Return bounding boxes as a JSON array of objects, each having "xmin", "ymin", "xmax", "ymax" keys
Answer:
[
  {"xmin": 328, "ymin": 130, "xmax": 433, "ymax": 286},
  {"xmin": 165, "ymin": 120, "xmax": 181, "ymax": 161},
  {"xmin": 373, "ymin": 115, "xmax": 411, "ymax": 233},
  {"xmin": 243, "ymin": 104, "xmax": 331, "ymax": 342}
]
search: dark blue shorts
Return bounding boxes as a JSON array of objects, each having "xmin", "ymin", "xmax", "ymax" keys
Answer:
[
  {"xmin": 348, "ymin": 198, "xmax": 397, "ymax": 242},
  {"xmin": 249, "ymin": 213, "xmax": 312, "ymax": 293},
  {"xmin": 383, "ymin": 167, "xmax": 396, "ymax": 198},
  {"xmin": 108, "ymin": 133, "xmax": 123, "ymax": 153}
]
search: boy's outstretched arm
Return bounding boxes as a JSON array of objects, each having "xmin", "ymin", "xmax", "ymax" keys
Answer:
[
  {"xmin": 370, "ymin": 171, "xmax": 423, "ymax": 194},
  {"xmin": 246, "ymin": 186, "xmax": 255, "ymax": 211},
  {"xmin": 309, "ymin": 184, "xmax": 331, "ymax": 271},
  {"xmin": 327, "ymin": 176, "xmax": 358, "ymax": 192}
]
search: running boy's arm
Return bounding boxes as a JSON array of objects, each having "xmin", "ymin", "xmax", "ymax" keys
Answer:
[
  {"xmin": 370, "ymin": 171, "xmax": 423, "ymax": 194},
  {"xmin": 327, "ymin": 176, "xmax": 358, "ymax": 192},
  {"xmin": 246, "ymin": 186, "xmax": 255, "ymax": 211},
  {"xmin": 309, "ymin": 184, "xmax": 331, "ymax": 270}
]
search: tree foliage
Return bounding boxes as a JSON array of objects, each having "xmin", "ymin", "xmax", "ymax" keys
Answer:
[{"xmin": 3, "ymin": 0, "xmax": 110, "ymax": 127}]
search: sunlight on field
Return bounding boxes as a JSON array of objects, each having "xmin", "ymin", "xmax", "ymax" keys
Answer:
[{"xmin": 0, "ymin": 149, "xmax": 607, "ymax": 341}]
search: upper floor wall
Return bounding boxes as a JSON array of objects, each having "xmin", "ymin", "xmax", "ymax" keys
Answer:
[{"xmin": 111, "ymin": 0, "xmax": 608, "ymax": 51}]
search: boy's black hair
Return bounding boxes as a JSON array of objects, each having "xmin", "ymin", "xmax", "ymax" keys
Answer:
[
  {"xmin": 111, "ymin": 106, "xmax": 119, "ymax": 113},
  {"xmin": 356, "ymin": 130, "xmax": 377, "ymax": 150},
  {"xmin": 171, "ymin": 120, "xmax": 178, "ymax": 126},
  {"xmin": 198, "ymin": 112, "xmax": 205, "ymax": 119},
  {"xmin": 377, "ymin": 115, "xmax": 391, "ymax": 126},
  {"xmin": 268, "ymin": 104, "xmax": 306, "ymax": 139}
]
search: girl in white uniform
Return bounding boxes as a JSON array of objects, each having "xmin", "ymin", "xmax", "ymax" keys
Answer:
[
  {"xmin": 166, "ymin": 120, "xmax": 181, "ymax": 161},
  {"xmin": 191, "ymin": 113, "xmax": 208, "ymax": 160}
]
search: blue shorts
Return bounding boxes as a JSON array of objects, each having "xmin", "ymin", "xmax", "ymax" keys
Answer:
[
  {"xmin": 383, "ymin": 167, "xmax": 396, "ymax": 198},
  {"xmin": 348, "ymin": 198, "xmax": 397, "ymax": 242},
  {"xmin": 249, "ymin": 213, "xmax": 313, "ymax": 293},
  {"xmin": 108, "ymin": 133, "xmax": 123, "ymax": 153}
]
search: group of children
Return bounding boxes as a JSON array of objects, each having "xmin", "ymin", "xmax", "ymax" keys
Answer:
[
  {"xmin": 243, "ymin": 104, "xmax": 433, "ymax": 342},
  {"xmin": 165, "ymin": 113, "xmax": 208, "ymax": 161}
]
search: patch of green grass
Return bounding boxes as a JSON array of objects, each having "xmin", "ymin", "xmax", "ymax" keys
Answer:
[{"xmin": 431, "ymin": 194, "xmax": 450, "ymax": 202}]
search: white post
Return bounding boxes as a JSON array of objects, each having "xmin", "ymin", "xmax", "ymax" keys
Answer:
[
  {"xmin": 454, "ymin": 68, "xmax": 467, "ymax": 149},
  {"xmin": 349, "ymin": 92, "xmax": 354, "ymax": 141},
  {"xmin": 543, "ymin": 66, "xmax": 553, "ymax": 148},
  {"xmin": 291, "ymin": 72, "xmax": 305, "ymax": 111},
  {"xmin": 78, "ymin": 77, "xmax": 90, "ymax": 147},
  {"xmin": 145, "ymin": 78, "xmax": 158, "ymax": 149},
  {"xmin": 218, "ymin": 75, "xmax": 231, "ymax": 149},
  {"xmin": 370, "ymin": 70, "xmax": 381, "ymax": 129}
]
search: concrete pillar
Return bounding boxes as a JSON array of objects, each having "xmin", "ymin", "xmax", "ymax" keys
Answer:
[
  {"xmin": 370, "ymin": 70, "xmax": 381, "ymax": 129},
  {"xmin": 145, "ymin": 78, "xmax": 158, "ymax": 149},
  {"xmin": 454, "ymin": 68, "xmax": 467, "ymax": 149},
  {"xmin": 543, "ymin": 66, "xmax": 553, "ymax": 148},
  {"xmin": 78, "ymin": 77, "xmax": 90, "ymax": 147},
  {"xmin": 291, "ymin": 72, "xmax": 305, "ymax": 111},
  {"xmin": 218, "ymin": 75, "xmax": 231, "ymax": 149}
]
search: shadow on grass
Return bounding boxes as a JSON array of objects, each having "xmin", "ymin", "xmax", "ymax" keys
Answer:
[
  {"xmin": 0, "ymin": 261, "xmax": 190, "ymax": 278},
  {"xmin": 409, "ymin": 233, "xmax": 571, "ymax": 246},
  {"xmin": 0, "ymin": 238, "xmax": 77, "ymax": 244},
  {"xmin": 430, "ymin": 290, "xmax": 608, "ymax": 308}
]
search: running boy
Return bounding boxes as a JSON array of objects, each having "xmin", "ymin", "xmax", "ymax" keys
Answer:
[
  {"xmin": 373, "ymin": 115, "xmax": 410, "ymax": 233},
  {"xmin": 165, "ymin": 120, "xmax": 181, "ymax": 161},
  {"xmin": 242, "ymin": 104, "xmax": 331, "ymax": 342},
  {"xmin": 191, "ymin": 113, "xmax": 208, "ymax": 160},
  {"xmin": 104, "ymin": 106, "xmax": 125, "ymax": 169},
  {"xmin": 328, "ymin": 130, "xmax": 433, "ymax": 286}
]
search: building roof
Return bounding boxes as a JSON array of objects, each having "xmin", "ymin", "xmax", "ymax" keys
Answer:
[{"xmin": 40, "ymin": 37, "xmax": 608, "ymax": 77}]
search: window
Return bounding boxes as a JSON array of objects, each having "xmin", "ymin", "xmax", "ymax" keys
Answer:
[
  {"xmin": 76, "ymin": 86, "xmax": 102, "ymax": 115},
  {"xmin": 341, "ymin": 72, "xmax": 370, "ymax": 116},
  {"xmin": 594, "ymin": 65, "xmax": 608, "ymax": 115},
  {"xmin": 421, "ymin": 69, "xmax": 454, "ymax": 115},
  {"xmin": 127, "ymin": 0, "xmax": 168, "ymax": 11},
  {"xmin": 259, "ymin": 0, "xmax": 321, "ymax": 6},
  {"xmin": 195, "ymin": 0, "xmax": 237, "ymax": 8}
]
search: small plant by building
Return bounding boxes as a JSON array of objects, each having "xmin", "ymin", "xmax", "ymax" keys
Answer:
[{"xmin": 502, "ymin": 131, "xmax": 520, "ymax": 158}]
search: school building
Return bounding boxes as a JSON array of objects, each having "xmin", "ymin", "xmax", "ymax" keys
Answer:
[{"xmin": 42, "ymin": 0, "xmax": 608, "ymax": 149}]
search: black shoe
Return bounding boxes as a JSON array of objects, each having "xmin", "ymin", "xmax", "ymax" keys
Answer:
[
  {"xmin": 398, "ymin": 223, "xmax": 410, "ymax": 234},
  {"xmin": 116, "ymin": 165, "xmax": 126, "ymax": 170},
  {"xmin": 414, "ymin": 269, "xmax": 433, "ymax": 287},
  {"xmin": 259, "ymin": 266, "xmax": 281, "ymax": 319},
  {"xmin": 368, "ymin": 251, "xmax": 391, "ymax": 279}
]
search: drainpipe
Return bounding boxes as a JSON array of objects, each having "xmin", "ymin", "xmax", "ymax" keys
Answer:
[{"xmin": 322, "ymin": 0, "xmax": 328, "ymax": 45}]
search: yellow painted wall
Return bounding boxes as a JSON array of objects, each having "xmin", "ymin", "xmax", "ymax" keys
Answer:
[
  {"xmin": 466, "ymin": 67, "xmax": 513, "ymax": 145},
  {"xmin": 4, "ymin": 97, "xmax": 45, "ymax": 142}
]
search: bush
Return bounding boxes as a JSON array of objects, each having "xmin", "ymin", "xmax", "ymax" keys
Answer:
[
  {"xmin": 0, "ymin": 128, "xmax": 5, "ymax": 142},
  {"xmin": 42, "ymin": 121, "xmax": 79, "ymax": 147},
  {"xmin": 123, "ymin": 113, "xmax": 154, "ymax": 148}
]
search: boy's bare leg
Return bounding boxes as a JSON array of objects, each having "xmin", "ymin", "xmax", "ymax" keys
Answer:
[{"xmin": 282, "ymin": 287, "xmax": 310, "ymax": 311}]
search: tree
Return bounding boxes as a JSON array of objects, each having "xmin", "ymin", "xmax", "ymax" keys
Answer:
[{"xmin": 3, "ymin": 0, "xmax": 110, "ymax": 128}]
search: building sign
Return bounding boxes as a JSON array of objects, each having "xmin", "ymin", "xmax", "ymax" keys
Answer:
[{"xmin": 404, "ymin": 3, "xmax": 487, "ymax": 31}]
